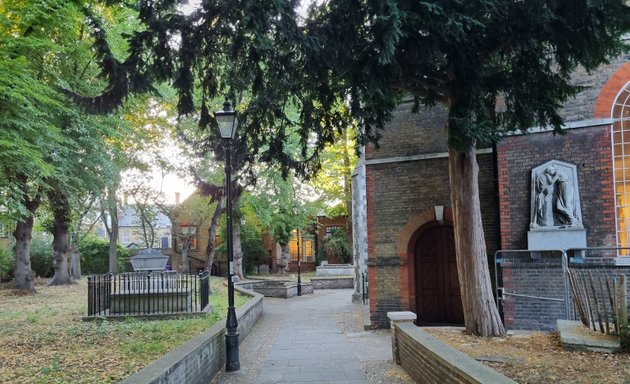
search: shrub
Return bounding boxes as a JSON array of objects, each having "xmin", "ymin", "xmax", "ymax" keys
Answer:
[
  {"xmin": 0, "ymin": 242, "xmax": 13, "ymax": 281},
  {"xmin": 79, "ymin": 234, "xmax": 131, "ymax": 274},
  {"xmin": 319, "ymin": 228, "xmax": 352, "ymax": 264},
  {"xmin": 240, "ymin": 222, "xmax": 268, "ymax": 274},
  {"xmin": 30, "ymin": 233, "xmax": 54, "ymax": 277}
]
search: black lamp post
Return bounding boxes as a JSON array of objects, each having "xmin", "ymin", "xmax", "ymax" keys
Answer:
[
  {"xmin": 296, "ymin": 229, "xmax": 302, "ymax": 296},
  {"xmin": 215, "ymin": 100, "xmax": 240, "ymax": 372}
]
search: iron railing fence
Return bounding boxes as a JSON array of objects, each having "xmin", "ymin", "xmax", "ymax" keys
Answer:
[
  {"xmin": 361, "ymin": 272, "xmax": 369, "ymax": 305},
  {"xmin": 87, "ymin": 270, "xmax": 210, "ymax": 318},
  {"xmin": 495, "ymin": 248, "xmax": 630, "ymax": 331}
]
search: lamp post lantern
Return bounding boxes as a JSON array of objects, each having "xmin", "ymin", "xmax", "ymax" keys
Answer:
[{"xmin": 215, "ymin": 100, "xmax": 240, "ymax": 372}]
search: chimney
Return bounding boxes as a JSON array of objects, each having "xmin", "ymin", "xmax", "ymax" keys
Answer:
[
  {"xmin": 123, "ymin": 193, "xmax": 128, "ymax": 206},
  {"xmin": 175, "ymin": 192, "xmax": 180, "ymax": 205}
]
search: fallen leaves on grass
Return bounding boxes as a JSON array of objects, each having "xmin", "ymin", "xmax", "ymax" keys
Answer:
[{"xmin": 0, "ymin": 277, "xmax": 234, "ymax": 384}]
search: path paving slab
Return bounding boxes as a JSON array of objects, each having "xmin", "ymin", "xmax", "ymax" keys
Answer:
[
  {"xmin": 211, "ymin": 289, "xmax": 414, "ymax": 384},
  {"xmin": 557, "ymin": 319, "xmax": 621, "ymax": 353}
]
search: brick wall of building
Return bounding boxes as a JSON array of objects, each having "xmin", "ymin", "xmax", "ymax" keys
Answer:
[
  {"xmin": 562, "ymin": 54, "xmax": 630, "ymax": 120},
  {"xmin": 496, "ymin": 126, "xmax": 616, "ymax": 250},
  {"xmin": 366, "ymin": 102, "xmax": 500, "ymax": 328}
]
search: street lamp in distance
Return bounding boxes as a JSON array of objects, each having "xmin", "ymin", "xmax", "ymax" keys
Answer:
[{"xmin": 215, "ymin": 100, "xmax": 240, "ymax": 372}]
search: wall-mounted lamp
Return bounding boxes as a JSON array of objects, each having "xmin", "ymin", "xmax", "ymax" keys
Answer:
[{"xmin": 434, "ymin": 205, "xmax": 445, "ymax": 222}]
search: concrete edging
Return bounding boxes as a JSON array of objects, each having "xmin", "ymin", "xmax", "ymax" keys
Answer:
[{"xmin": 122, "ymin": 286, "xmax": 263, "ymax": 384}]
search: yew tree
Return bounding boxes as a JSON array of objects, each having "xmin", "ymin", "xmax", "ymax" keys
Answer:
[{"xmin": 303, "ymin": 0, "xmax": 630, "ymax": 336}]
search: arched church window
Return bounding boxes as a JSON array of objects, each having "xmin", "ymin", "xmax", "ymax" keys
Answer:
[{"xmin": 611, "ymin": 83, "xmax": 630, "ymax": 251}]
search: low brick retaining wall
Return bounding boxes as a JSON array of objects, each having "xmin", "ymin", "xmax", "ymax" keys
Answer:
[
  {"xmin": 122, "ymin": 286, "xmax": 263, "ymax": 384},
  {"xmin": 237, "ymin": 280, "xmax": 313, "ymax": 298},
  {"xmin": 310, "ymin": 276, "xmax": 353, "ymax": 289},
  {"xmin": 388, "ymin": 312, "xmax": 516, "ymax": 384}
]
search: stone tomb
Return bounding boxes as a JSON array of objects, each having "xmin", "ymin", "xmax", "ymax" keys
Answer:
[
  {"xmin": 110, "ymin": 272, "xmax": 193, "ymax": 315},
  {"xmin": 108, "ymin": 249, "xmax": 192, "ymax": 315}
]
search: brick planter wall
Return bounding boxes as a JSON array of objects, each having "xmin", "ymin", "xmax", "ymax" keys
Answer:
[
  {"xmin": 392, "ymin": 322, "xmax": 516, "ymax": 384},
  {"xmin": 309, "ymin": 277, "xmax": 354, "ymax": 289},
  {"xmin": 122, "ymin": 286, "xmax": 263, "ymax": 384}
]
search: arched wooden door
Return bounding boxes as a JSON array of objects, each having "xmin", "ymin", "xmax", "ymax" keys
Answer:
[{"xmin": 414, "ymin": 224, "xmax": 464, "ymax": 324}]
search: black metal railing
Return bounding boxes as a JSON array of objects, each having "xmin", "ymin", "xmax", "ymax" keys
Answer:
[
  {"xmin": 87, "ymin": 270, "xmax": 210, "ymax": 317},
  {"xmin": 362, "ymin": 272, "xmax": 368, "ymax": 305}
]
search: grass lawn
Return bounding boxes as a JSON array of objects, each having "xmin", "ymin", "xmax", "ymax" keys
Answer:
[{"xmin": 0, "ymin": 276, "xmax": 248, "ymax": 383}]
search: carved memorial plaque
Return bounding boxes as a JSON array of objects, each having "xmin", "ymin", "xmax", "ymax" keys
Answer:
[{"xmin": 527, "ymin": 160, "xmax": 586, "ymax": 250}]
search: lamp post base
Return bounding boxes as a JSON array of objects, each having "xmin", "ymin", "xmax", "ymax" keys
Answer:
[
  {"xmin": 225, "ymin": 305, "xmax": 240, "ymax": 372},
  {"xmin": 225, "ymin": 331, "xmax": 240, "ymax": 372}
]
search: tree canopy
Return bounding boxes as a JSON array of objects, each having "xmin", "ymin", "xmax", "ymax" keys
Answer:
[{"xmin": 30, "ymin": 0, "xmax": 630, "ymax": 335}]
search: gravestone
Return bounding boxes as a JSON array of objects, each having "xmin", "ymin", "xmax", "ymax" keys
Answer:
[{"xmin": 527, "ymin": 160, "xmax": 586, "ymax": 250}]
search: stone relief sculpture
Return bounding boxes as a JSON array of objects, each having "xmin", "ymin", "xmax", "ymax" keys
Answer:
[{"xmin": 530, "ymin": 161, "xmax": 582, "ymax": 229}]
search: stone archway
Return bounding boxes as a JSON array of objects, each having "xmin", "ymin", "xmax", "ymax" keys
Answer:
[{"xmin": 395, "ymin": 207, "xmax": 455, "ymax": 317}]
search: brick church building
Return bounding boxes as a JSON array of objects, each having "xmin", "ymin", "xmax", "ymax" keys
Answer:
[{"xmin": 355, "ymin": 50, "xmax": 630, "ymax": 328}]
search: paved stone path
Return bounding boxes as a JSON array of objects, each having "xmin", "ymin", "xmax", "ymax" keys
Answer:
[{"xmin": 212, "ymin": 289, "xmax": 414, "ymax": 384}]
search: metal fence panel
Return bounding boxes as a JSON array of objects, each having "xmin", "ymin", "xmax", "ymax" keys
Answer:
[{"xmin": 494, "ymin": 250, "xmax": 568, "ymax": 331}]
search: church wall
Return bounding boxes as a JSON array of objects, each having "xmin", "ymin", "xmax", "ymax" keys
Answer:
[
  {"xmin": 496, "ymin": 125, "xmax": 616, "ymax": 250},
  {"xmin": 366, "ymin": 102, "xmax": 500, "ymax": 328}
]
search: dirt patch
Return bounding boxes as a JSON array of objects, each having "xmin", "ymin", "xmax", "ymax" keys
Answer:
[{"xmin": 423, "ymin": 327, "xmax": 630, "ymax": 384}]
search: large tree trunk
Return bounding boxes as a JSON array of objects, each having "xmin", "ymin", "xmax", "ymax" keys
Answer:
[
  {"xmin": 448, "ymin": 145, "xmax": 505, "ymax": 337},
  {"xmin": 181, "ymin": 236, "xmax": 191, "ymax": 273},
  {"xmin": 205, "ymin": 198, "xmax": 224, "ymax": 273},
  {"xmin": 277, "ymin": 243, "xmax": 290, "ymax": 274},
  {"xmin": 13, "ymin": 216, "xmax": 36, "ymax": 292},
  {"xmin": 70, "ymin": 244, "xmax": 81, "ymax": 280},
  {"xmin": 49, "ymin": 190, "xmax": 73, "ymax": 286},
  {"xmin": 13, "ymin": 181, "xmax": 42, "ymax": 292},
  {"xmin": 108, "ymin": 209, "xmax": 119, "ymax": 274},
  {"xmin": 233, "ymin": 220, "xmax": 244, "ymax": 279}
]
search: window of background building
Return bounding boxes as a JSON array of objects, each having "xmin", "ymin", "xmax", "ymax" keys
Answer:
[
  {"xmin": 612, "ymin": 83, "xmax": 630, "ymax": 254},
  {"xmin": 289, "ymin": 230, "xmax": 314, "ymax": 262},
  {"xmin": 325, "ymin": 225, "xmax": 344, "ymax": 238},
  {"xmin": 180, "ymin": 225, "xmax": 198, "ymax": 250},
  {"xmin": 121, "ymin": 230, "xmax": 131, "ymax": 244}
]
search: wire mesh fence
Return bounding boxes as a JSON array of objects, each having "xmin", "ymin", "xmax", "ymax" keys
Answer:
[
  {"xmin": 494, "ymin": 249, "xmax": 568, "ymax": 330},
  {"xmin": 495, "ymin": 248, "xmax": 630, "ymax": 331},
  {"xmin": 87, "ymin": 270, "xmax": 210, "ymax": 318}
]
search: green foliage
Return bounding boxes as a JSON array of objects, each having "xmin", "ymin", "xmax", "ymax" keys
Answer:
[
  {"xmin": 29, "ymin": 233, "xmax": 53, "ymax": 278},
  {"xmin": 79, "ymin": 234, "xmax": 130, "ymax": 274},
  {"xmin": 0, "ymin": 242, "xmax": 13, "ymax": 281},
  {"xmin": 304, "ymin": 0, "xmax": 630, "ymax": 150},
  {"xmin": 239, "ymin": 221, "xmax": 268, "ymax": 273},
  {"xmin": 319, "ymin": 228, "xmax": 352, "ymax": 264}
]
